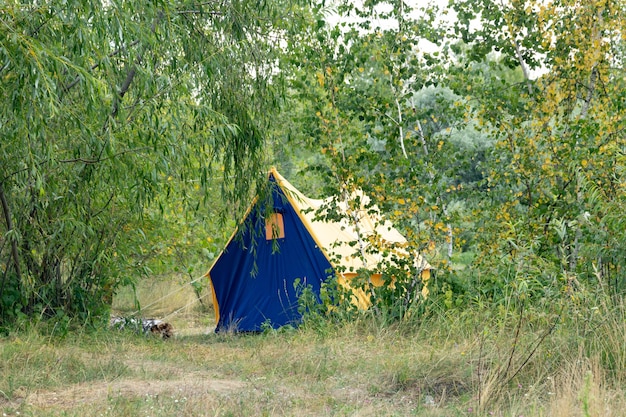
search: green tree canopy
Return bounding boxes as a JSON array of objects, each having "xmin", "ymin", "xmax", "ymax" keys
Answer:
[{"xmin": 0, "ymin": 0, "xmax": 308, "ymax": 325}]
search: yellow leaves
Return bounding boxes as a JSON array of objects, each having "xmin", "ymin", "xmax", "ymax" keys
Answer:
[
  {"xmin": 316, "ymin": 72, "xmax": 324, "ymax": 87},
  {"xmin": 496, "ymin": 210, "xmax": 511, "ymax": 222},
  {"xmin": 315, "ymin": 67, "xmax": 332, "ymax": 88}
]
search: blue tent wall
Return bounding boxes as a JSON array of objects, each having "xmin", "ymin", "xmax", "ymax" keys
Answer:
[{"xmin": 209, "ymin": 174, "xmax": 334, "ymax": 332}]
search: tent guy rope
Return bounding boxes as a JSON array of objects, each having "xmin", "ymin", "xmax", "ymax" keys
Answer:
[{"xmin": 125, "ymin": 273, "xmax": 208, "ymax": 318}]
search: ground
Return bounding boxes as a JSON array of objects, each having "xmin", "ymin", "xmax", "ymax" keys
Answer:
[{"xmin": 2, "ymin": 277, "xmax": 624, "ymax": 416}]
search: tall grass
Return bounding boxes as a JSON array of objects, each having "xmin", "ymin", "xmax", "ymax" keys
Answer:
[{"xmin": 1, "ymin": 285, "xmax": 626, "ymax": 416}]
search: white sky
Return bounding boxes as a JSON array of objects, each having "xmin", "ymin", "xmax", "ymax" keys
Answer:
[
  {"xmin": 323, "ymin": 0, "xmax": 548, "ymax": 79},
  {"xmin": 323, "ymin": 0, "xmax": 454, "ymax": 54}
]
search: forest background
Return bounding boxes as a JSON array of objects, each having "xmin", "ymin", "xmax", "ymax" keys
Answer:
[{"xmin": 1, "ymin": 0, "xmax": 626, "ymax": 415}]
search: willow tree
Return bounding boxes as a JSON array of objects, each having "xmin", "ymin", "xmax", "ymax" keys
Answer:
[{"xmin": 0, "ymin": 0, "xmax": 307, "ymax": 325}]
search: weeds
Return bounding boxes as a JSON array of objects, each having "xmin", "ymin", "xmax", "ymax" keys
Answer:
[
  {"xmin": 473, "ymin": 300, "xmax": 562, "ymax": 412},
  {"xmin": 2, "ymin": 288, "xmax": 626, "ymax": 416}
]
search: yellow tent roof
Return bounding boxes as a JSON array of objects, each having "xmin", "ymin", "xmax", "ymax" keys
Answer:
[{"xmin": 270, "ymin": 168, "xmax": 431, "ymax": 275}]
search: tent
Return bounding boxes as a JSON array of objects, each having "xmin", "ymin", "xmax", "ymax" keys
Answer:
[{"xmin": 205, "ymin": 168, "xmax": 431, "ymax": 332}]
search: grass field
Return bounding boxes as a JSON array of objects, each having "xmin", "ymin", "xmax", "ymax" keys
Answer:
[
  {"xmin": 1, "ymin": 277, "xmax": 625, "ymax": 416},
  {"xmin": 111, "ymin": 274, "xmax": 215, "ymax": 336}
]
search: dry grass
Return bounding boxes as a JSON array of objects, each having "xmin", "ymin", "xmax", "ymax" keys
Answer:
[
  {"xmin": 112, "ymin": 274, "xmax": 215, "ymax": 335},
  {"xmin": 1, "ymin": 279, "xmax": 625, "ymax": 416},
  {"xmin": 0, "ymin": 320, "xmax": 474, "ymax": 416}
]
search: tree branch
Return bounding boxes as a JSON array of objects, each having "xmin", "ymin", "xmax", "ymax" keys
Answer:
[
  {"xmin": 111, "ymin": 65, "xmax": 138, "ymax": 118},
  {"xmin": 389, "ymin": 73, "xmax": 408, "ymax": 159},
  {"xmin": 176, "ymin": 9, "xmax": 222, "ymax": 15},
  {"xmin": 0, "ymin": 61, "xmax": 10, "ymax": 76},
  {"xmin": 58, "ymin": 146, "xmax": 151, "ymax": 164},
  {"xmin": 63, "ymin": 40, "xmax": 141, "ymax": 92},
  {"xmin": 0, "ymin": 181, "xmax": 22, "ymax": 283},
  {"xmin": 110, "ymin": 12, "xmax": 162, "ymax": 120},
  {"xmin": 500, "ymin": 0, "xmax": 533, "ymax": 95},
  {"xmin": 580, "ymin": 66, "xmax": 598, "ymax": 119}
]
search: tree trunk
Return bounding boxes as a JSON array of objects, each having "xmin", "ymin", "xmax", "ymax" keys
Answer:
[{"xmin": 0, "ymin": 181, "xmax": 22, "ymax": 301}]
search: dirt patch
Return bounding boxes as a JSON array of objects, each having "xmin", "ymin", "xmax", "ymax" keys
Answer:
[{"xmin": 24, "ymin": 373, "xmax": 246, "ymax": 410}]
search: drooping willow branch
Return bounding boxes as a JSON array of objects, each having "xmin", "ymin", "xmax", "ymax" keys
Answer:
[{"xmin": 0, "ymin": 181, "xmax": 22, "ymax": 284}]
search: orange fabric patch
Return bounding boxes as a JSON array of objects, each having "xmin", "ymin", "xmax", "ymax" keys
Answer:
[{"xmin": 266, "ymin": 213, "xmax": 285, "ymax": 240}]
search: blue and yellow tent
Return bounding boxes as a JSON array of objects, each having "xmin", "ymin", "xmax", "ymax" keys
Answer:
[{"xmin": 205, "ymin": 168, "xmax": 430, "ymax": 332}]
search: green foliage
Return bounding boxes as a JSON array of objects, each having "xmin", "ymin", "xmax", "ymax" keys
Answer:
[
  {"xmin": 449, "ymin": 0, "xmax": 626, "ymax": 305},
  {"xmin": 274, "ymin": 0, "xmax": 626, "ymax": 320},
  {"xmin": 0, "ymin": 0, "xmax": 309, "ymax": 326},
  {"xmin": 283, "ymin": 1, "xmax": 444, "ymax": 287},
  {"xmin": 295, "ymin": 276, "xmax": 358, "ymax": 330},
  {"xmin": 2, "ymin": 0, "xmax": 625, "ymax": 332},
  {"xmin": 278, "ymin": 0, "xmax": 501, "ymax": 320}
]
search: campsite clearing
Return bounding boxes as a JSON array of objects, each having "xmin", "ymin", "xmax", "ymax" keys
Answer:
[
  {"xmin": 1, "ymin": 316, "xmax": 471, "ymax": 417},
  {"xmin": 2, "ymin": 256, "xmax": 625, "ymax": 416},
  {"xmin": 2, "ymin": 305, "xmax": 626, "ymax": 416}
]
